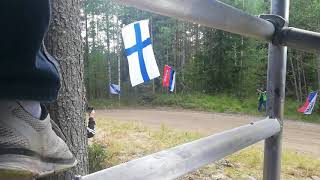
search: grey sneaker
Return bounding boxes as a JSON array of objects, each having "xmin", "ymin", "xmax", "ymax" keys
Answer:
[{"xmin": 0, "ymin": 101, "xmax": 77, "ymax": 178}]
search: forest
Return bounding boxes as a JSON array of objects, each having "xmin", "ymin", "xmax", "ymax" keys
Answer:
[
  {"xmin": 82, "ymin": 0, "xmax": 320, "ymax": 103},
  {"xmin": 33, "ymin": 0, "xmax": 320, "ymax": 179}
]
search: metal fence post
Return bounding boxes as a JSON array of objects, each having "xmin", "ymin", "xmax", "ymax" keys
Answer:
[{"xmin": 263, "ymin": 0, "xmax": 290, "ymax": 180}]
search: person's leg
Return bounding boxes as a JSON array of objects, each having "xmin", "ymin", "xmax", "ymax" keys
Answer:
[
  {"xmin": 258, "ymin": 100, "xmax": 263, "ymax": 112},
  {"xmin": 263, "ymin": 101, "xmax": 267, "ymax": 111},
  {"xmin": 0, "ymin": 101, "xmax": 76, "ymax": 176},
  {"xmin": 0, "ymin": 0, "xmax": 60, "ymax": 101},
  {"xmin": 0, "ymin": 0, "xmax": 76, "ymax": 178}
]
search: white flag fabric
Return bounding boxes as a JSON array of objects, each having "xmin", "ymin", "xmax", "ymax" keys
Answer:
[
  {"xmin": 122, "ymin": 19, "xmax": 160, "ymax": 87},
  {"xmin": 298, "ymin": 91, "xmax": 318, "ymax": 115},
  {"xmin": 169, "ymin": 70, "xmax": 176, "ymax": 92},
  {"xmin": 110, "ymin": 84, "xmax": 120, "ymax": 95},
  {"xmin": 304, "ymin": 92, "xmax": 317, "ymax": 115}
]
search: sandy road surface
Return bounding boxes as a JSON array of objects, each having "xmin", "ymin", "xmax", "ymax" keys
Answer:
[{"xmin": 97, "ymin": 108, "xmax": 320, "ymax": 157}]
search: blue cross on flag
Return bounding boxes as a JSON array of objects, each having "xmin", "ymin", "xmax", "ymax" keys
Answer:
[
  {"xmin": 122, "ymin": 19, "xmax": 160, "ymax": 87},
  {"xmin": 109, "ymin": 84, "xmax": 120, "ymax": 95}
]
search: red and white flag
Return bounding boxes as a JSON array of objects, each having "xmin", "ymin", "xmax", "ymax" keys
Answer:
[
  {"xmin": 162, "ymin": 65, "xmax": 171, "ymax": 87},
  {"xmin": 298, "ymin": 91, "xmax": 318, "ymax": 115}
]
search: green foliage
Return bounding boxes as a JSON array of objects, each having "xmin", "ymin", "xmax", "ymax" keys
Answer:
[
  {"xmin": 150, "ymin": 93, "xmax": 260, "ymax": 114},
  {"xmin": 82, "ymin": 0, "xmax": 320, "ymax": 108},
  {"xmin": 151, "ymin": 94, "xmax": 320, "ymax": 123},
  {"xmin": 88, "ymin": 142, "xmax": 108, "ymax": 173},
  {"xmin": 91, "ymin": 93, "xmax": 320, "ymax": 124},
  {"xmin": 86, "ymin": 51, "xmax": 109, "ymax": 99}
]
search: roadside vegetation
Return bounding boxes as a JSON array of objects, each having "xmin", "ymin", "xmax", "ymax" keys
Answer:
[
  {"xmin": 88, "ymin": 117, "xmax": 320, "ymax": 179},
  {"xmin": 90, "ymin": 93, "xmax": 320, "ymax": 124}
]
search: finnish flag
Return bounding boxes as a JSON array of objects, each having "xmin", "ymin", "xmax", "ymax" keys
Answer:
[
  {"xmin": 109, "ymin": 84, "xmax": 120, "ymax": 95},
  {"xmin": 122, "ymin": 20, "xmax": 160, "ymax": 87}
]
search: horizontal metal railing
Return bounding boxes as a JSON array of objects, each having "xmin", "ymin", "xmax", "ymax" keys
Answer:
[
  {"xmin": 116, "ymin": 0, "xmax": 275, "ymax": 41},
  {"xmin": 116, "ymin": 0, "xmax": 320, "ymax": 52},
  {"xmin": 74, "ymin": 1, "xmax": 320, "ymax": 179},
  {"xmin": 78, "ymin": 118, "xmax": 280, "ymax": 180},
  {"xmin": 280, "ymin": 27, "xmax": 320, "ymax": 53}
]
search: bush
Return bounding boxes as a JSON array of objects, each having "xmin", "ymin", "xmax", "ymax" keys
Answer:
[{"xmin": 88, "ymin": 142, "xmax": 108, "ymax": 173}]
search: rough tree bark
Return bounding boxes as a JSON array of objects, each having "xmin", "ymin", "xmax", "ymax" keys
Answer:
[{"xmin": 40, "ymin": 0, "xmax": 89, "ymax": 179}]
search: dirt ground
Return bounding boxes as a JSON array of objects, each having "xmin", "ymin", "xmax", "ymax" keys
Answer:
[{"xmin": 96, "ymin": 108, "xmax": 320, "ymax": 157}]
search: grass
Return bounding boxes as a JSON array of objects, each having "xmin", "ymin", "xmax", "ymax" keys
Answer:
[
  {"xmin": 90, "ymin": 93, "xmax": 320, "ymax": 124},
  {"xmin": 90, "ymin": 117, "xmax": 320, "ymax": 179}
]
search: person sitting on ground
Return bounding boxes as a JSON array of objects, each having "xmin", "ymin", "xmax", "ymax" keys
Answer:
[
  {"xmin": 257, "ymin": 88, "xmax": 267, "ymax": 112},
  {"xmin": 87, "ymin": 107, "xmax": 96, "ymax": 138}
]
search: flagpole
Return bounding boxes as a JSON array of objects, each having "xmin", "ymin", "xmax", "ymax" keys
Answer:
[
  {"xmin": 173, "ymin": 70, "xmax": 176, "ymax": 94},
  {"xmin": 150, "ymin": 16, "xmax": 155, "ymax": 94},
  {"xmin": 118, "ymin": 19, "xmax": 121, "ymax": 106}
]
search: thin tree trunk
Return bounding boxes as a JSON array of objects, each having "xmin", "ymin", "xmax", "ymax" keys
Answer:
[
  {"xmin": 167, "ymin": 47, "xmax": 169, "ymax": 65},
  {"xmin": 297, "ymin": 57, "xmax": 303, "ymax": 103},
  {"xmin": 106, "ymin": 14, "xmax": 111, "ymax": 98},
  {"xmin": 297, "ymin": 55, "xmax": 307, "ymax": 97},
  {"xmin": 182, "ymin": 22, "xmax": 186, "ymax": 82},
  {"xmin": 301, "ymin": 59, "xmax": 308, "ymax": 95},
  {"xmin": 240, "ymin": 0, "xmax": 244, "ymax": 96},
  {"xmin": 117, "ymin": 20, "xmax": 121, "ymax": 105},
  {"xmin": 233, "ymin": 42, "xmax": 237, "ymax": 66},
  {"xmin": 150, "ymin": 17, "xmax": 155, "ymax": 94},
  {"xmin": 92, "ymin": 16, "xmax": 98, "ymax": 99},
  {"xmin": 84, "ymin": 3, "xmax": 90, "ymax": 100},
  {"xmin": 92, "ymin": 16, "xmax": 96, "ymax": 50},
  {"xmin": 165, "ymin": 47, "xmax": 169, "ymax": 93},
  {"xmin": 195, "ymin": 24, "xmax": 200, "ymax": 54},
  {"xmin": 289, "ymin": 55, "xmax": 299, "ymax": 101},
  {"xmin": 42, "ymin": 0, "xmax": 88, "ymax": 179},
  {"xmin": 174, "ymin": 20, "xmax": 178, "ymax": 68},
  {"xmin": 94, "ymin": 67, "xmax": 98, "ymax": 98}
]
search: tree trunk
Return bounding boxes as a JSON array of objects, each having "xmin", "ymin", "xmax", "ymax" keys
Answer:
[
  {"xmin": 41, "ymin": 0, "xmax": 88, "ymax": 179},
  {"xmin": 107, "ymin": 19, "xmax": 112, "ymax": 98},
  {"xmin": 301, "ymin": 59, "xmax": 307, "ymax": 95},
  {"xmin": 181, "ymin": 22, "xmax": 186, "ymax": 82},
  {"xmin": 289, "ymin": 55, "xmax": 299, "ymax": 101},
  {"xmin": 297, "ymin": 56, "xmax": 307, "ymax": 98},
  {"xmin": 297, "ymin": 56, "xmax": 303, "ymax": 103},
  {"xmin": 84, "ymin": 1, "xmax": 90, "ymax": 100},
  {"xmin": 117, "ymin": 20, "xmax": 121, "ymax": 105},
  {"xmin": 194, "ymin": 24, "xmax": 200, "ymax": 54},
  {"xmin": 150, "ymin": 17, "xmax": 155, "ymax": 94}
]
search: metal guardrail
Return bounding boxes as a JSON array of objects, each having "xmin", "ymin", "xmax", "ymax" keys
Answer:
[
  {"xmin": 78, "ymin": 118, "xmax": 280, "ymax": 180},
  {"xmin": 74, "ymin": 0, "xmax": 320, "ymax": 179},
  {"xmin": 116, "ymin": 0, "xmax": 275, "ymax": 41},
  {"xmin": 116, "ymin": 0, "xmax": 320, "ymax": 52},
  {"xmin": 280, "ymin": 27, "xmax": 320, "ymax": 53}
]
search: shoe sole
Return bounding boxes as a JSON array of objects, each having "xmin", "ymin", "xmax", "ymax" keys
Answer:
[{"xmin": 0, "ymin": 154, "xmax": 77, "ymax": 179}]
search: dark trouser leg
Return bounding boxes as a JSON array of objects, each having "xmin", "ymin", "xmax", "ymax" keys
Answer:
[
  {"xmin": 258, "ymin": 101, "xmax": 263, "ymax": 112},
  {"xmin": 263, "ymin": 101, "xmax": 267, "ymax": 111},
  {"xmin": 0, "ymin": 0, "xmax": 60, "ymax": 102}
]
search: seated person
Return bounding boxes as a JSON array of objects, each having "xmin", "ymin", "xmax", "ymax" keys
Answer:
[{"xmin": 86, "ymin": 107, "xmax": 96, "ymax": 138}]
